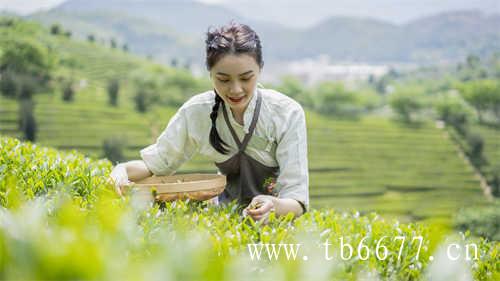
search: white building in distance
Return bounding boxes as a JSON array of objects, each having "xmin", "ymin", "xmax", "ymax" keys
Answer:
[{"xmin": 286, "ymin": 55, "xmax": 390, "ymax": 86}]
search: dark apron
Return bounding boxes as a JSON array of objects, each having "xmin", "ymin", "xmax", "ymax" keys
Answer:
[{"xmin": 215, "ymin": 90, "xmax": 279, "ymax": 209}]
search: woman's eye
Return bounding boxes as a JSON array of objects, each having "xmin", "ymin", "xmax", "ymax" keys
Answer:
[{"xmin": 218, "ymin": 76, "xmax": 252, "ymax": 83}]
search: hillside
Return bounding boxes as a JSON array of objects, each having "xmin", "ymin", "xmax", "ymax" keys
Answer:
[
  {"xmin": 0, "ymin": 17, "xmax": 492, "ymax": 225},
  {"xmin": 29, "ymin": 9, "xmax": 196, "ymax": 62},
  {"xmin": 28, "ymin": 4, "xmax": 500, "ymax": 64},
  {"xmin": 0, "ymin": 16, "xmax": 209, "ymax": 165},
  {"xmin": 28, "ymin": 0, "xmax": 263, "ymax": 63}
]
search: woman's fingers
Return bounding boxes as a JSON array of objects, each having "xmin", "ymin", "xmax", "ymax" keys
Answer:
[
  {"xmin": 115, "ymin": 185, "xmax": 123, "ymax": 196},
  {"xmin": 107, "ymin": 176, "xmax": 122, "ymax": 196},
  {"xmin": 121, "ymin": 181, "xmax": 134, "ymax": 195},
  {"xmin": 114, "ymin": 179, "xmax": 126, "ymax": 197},
  {"xmin": 109, "ymin": 164, "xmax": 130, "ymax": 197},
  {"xmin": 248, "ymin": 211, "xmax": 271, "ymax": 224},
  {"xmin": 247, "ymin": 201, "xmax": 272, "ymax": 216},
  {"xmin": 246, "ymin": 197, "xmax": 274, "ymax": 222},
  {"xmin": 114, "ymin": 180, "xmax": 133, "ymax": 196}
]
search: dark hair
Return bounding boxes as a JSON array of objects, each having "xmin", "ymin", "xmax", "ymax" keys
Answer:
[
  {"xmin": 205, "ymin": 21, "xmax": 263, "ymax": 155},
  {"xmin": 209, "ymin": 89, "xmax": 230, "ymax": 154}
]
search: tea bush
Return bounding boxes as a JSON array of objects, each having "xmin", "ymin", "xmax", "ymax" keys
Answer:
[{"xmin": 0, "ymin": 137, "xmax": 498, "ymax": 280}]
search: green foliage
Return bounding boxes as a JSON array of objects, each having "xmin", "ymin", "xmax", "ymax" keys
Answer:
[
  {"xmin": 375, "ymin": 75, "xmax": 390, "ymax": 94},
  {"xmin": 465, "ymin": 132, "xmax": 486, "ymax": 168},
  {"xmin": 372, "ymin": 70, "xmax": 399, "ymax": 95},
  {"xmin": 0, "ymin": 37, "xmax": 53, "ymax": 79},
  {"xmin": 110, "ymin": 38, "xmax": 117, "ymax": 49},
  {"xmin": 0, "ymin": 70, "xmax": 17, "ymax": 98},
  {"xmin": 170, "ymin": 57, "xmax": 178, "ymax": 67},
  {"xmin": 434, "ymin": 91, "xmax": 474, "ymax": 136},
  {"xmin": 160, "ymin": 68, "xmax": 208, "ymax": 107},
  {"xmin": 107, "ymin": 78, "xmax": 119, "ymax": 107},
  {"xmin": 129, "ymin": 66, "xmax": 208, "ymax": 110},
  {"xmin": 389, "ymin": 88, "xmax": 426, "ymax": 123},
  {"xmin": 494, "ymin": 52, "xmax": 500, "ymax": 79},
  {"xmin": 448, "ymin": 123, "xmax": 500, "ymax": 199},
  {"xmin": 0, "ymin": 137, "xmax": 498, "ymax": 280},
  {"xmin": 486, "ymin": 163, "xmax": 500, "ymax": 197},
  {"xmin": 454, "ymin": 201, "xmax": 500, "ymax": 241},
  {"xmin": 276, "ymin": 75, "xmax": 313, "ymax": 108},
  {"xmin": 102, "ymin": 136, "xmax": 127, "ymax": 164},
  {"xmin": 17, "ymin": 75, "xmax": 38, "ymax": 100},
  {"xmin": 466, "ymin": 55, "xmax": 481, "ymax": 69},
  {"xmin": 458, "ymin": 80, "xmax": 500, "ymax": 123},
  {"xmin": 18, "ymin": 99, "xmax": 37, "ymax": 142},
  {"xmin": 134, "ymin": 89, "xmax": 152, "ymax": 113},
  {"xmin": 299, "ymin": 81, "xmax": 381, "ymax": 118},
  {"xmin": 0, "ymin": 137, "xmax": 111, "ymax": 206},
  {"xmin": 129, "ymin": 68, "xmax": 161, "ymax": 113},
  {"xmin": 50, "ymin": 23, "xmax": 61, "ymax": 35},
  {"xmin": 0, "ymin": 35, "xmax": 55, "ymax": 100},
  {"xmin": 356, "ymin": 88, "xmax": 381, "ymax": 111},
  {"xmin": 312, "ymin": 82, "xmax": 361, "ymax": 118},
  {"xmin": 62, "ymin": 81, "xmax": 75, "ymax": 102},
  {"xmin": 87, "ymin": 34, "xmax": 95, "ymax": 43},
  {"xmin": 277, "ymin": 76, "xmax": 303, "ymax": 100},
  {"xmin": 0, "ymin": 17, "xmax": 15, "ymax": 27}
]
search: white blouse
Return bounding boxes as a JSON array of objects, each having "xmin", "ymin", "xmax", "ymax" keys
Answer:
[{"xmin": 140, "ymin": 86, "xmax": 310, "ymax": 210}]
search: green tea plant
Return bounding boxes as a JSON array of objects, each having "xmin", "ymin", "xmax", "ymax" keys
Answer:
[{"xmin": 0, "ymin": 137, "xmax": 498, "ymax": 280}]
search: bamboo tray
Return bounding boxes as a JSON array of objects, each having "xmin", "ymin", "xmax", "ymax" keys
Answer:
[{"xmin": 128, "ymin": 173, "xmax": 226, "ymax": 202}]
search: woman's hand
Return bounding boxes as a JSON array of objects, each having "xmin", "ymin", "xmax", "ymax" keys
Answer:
[
  {"xmin": 108, "ymin": 163, "xmax": 133, "ymax": 196},
  {"xmin": 244, "ymin": 195, "xmax": 276, "ymax": 224}
]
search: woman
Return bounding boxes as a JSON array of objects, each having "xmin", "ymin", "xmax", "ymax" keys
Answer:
[{"xmin": 109, "ymin": 22, "xmax": 309, "ymax": 221}]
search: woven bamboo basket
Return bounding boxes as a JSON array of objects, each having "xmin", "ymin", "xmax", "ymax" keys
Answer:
[{"xmin": 128, "ymin": 173, "xmax": 226, "ymax": 202}]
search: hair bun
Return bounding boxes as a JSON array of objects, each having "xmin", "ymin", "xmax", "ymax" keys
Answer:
[{"xmin": 205, "ymin": 21, "xmax": 263, "ymax": 71}]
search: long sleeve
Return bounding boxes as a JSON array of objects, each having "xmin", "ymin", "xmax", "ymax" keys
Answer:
[
  {"xmin": 274, "ymin": 104, "xmax": 310, "ymax": 212},
  {"xmin": 140, "ymin": 108, "xmax": 199, "ymax": 176}
]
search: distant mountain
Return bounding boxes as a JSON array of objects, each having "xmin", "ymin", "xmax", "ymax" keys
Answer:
[
  {"xmin": 402, "ymin": 10, "xmax": 500, "ymax": 61},
  {"xmin": 294, "ymin": 17, "xmax": 407, "ymax": 62},
  {"xmin": 28, "ymin": 1, "xmax": 500, "ymax": 65},
  {"xmin": 218, "ymin": 0, "xmax": 500, "ymax": 28},
  {"xmin": 274, "ymin": 11, "xmax": 500, "ymax": 62},
  {"xmin": 53, "ymin": 0, "xmax": 245, "ymax": 35},
  {"xmin": 268, "ymin": 10, "xmax": 500, "ymax": 63},
  {"xmin": 29, "ymin": 9, "xmax": 194, "ymax": 62},
  {"xmin": 28, "ymin": 0, "xmax": 291, "ymax": 64}
]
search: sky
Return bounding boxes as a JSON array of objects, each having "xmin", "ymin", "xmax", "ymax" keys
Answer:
[
  {"xmin": 212, "ymin": 0, "xmax": 500, "ymax": 27},
  {"xmin": 1, "ymin": 0, "xmax": 499, "ymax": 27}
]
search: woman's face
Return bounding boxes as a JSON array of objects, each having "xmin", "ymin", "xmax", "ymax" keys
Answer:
[{"xmin": 210, "ymin": 54, "xmax": 261, "ymax": 115}]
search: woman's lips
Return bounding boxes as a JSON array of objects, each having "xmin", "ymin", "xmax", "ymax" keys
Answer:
[{"xmin": 228, "ymin": 95, "xmax": 245, "ymax": 103}]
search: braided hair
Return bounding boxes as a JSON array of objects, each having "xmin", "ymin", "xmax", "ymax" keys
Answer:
[
  {"xmin": 209, "ymin": 89, "xmax": 230, "ymax": 154},
  {"xmin": 205, "ymin": 21, "xmax": 263, "ymax": 155}
]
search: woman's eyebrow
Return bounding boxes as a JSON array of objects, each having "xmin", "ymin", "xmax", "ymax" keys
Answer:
[{"xmin": 216, "ymin": 70, "xmax": 253, "ymax": 76}]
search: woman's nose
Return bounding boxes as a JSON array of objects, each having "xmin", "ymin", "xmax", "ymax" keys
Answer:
[{"xmin": 229, "ymin": 82, "xmax": 243, "ymax": 94}]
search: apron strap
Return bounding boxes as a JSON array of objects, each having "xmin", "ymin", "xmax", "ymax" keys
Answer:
[
  {"xmin": 240, "ymin": 91, "xmax": 262, "ymax": 152},
  {"xmin": 221, "ymin": 98, "xmax": 243, "ymax": 148},
  {"xmin": 221, "ymin": 90, "xmax": 262, "ymax": 153}
]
